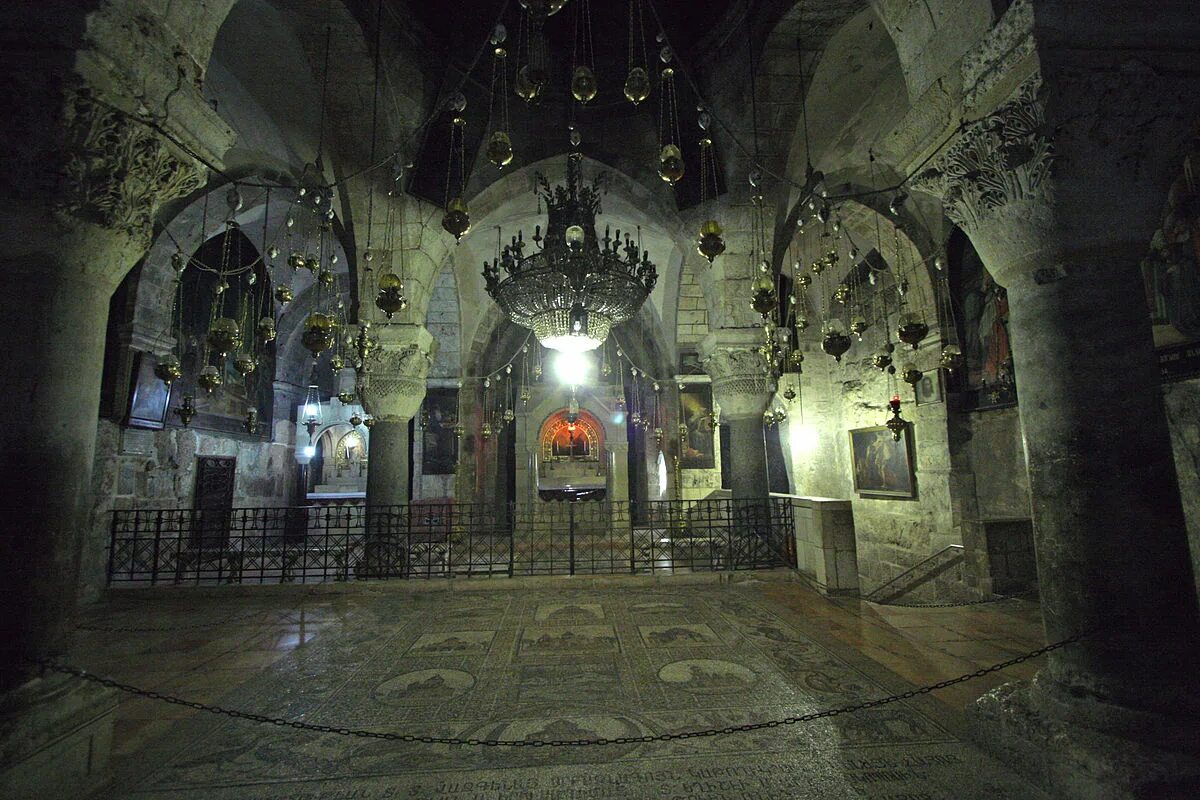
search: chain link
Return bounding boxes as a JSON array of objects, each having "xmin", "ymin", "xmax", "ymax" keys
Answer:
[{"xmin": 34, "ymin": 634, "xmax": 1081, "ymax": 748}]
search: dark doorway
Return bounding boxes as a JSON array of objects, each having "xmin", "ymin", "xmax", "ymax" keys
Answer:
[{"xmin": 192, "ymin": 456, "xmax": 236, "ymax": 549}]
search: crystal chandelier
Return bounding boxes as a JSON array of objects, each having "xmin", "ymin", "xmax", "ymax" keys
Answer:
[{"xmin": 483, "ymin": 152, "xmax": 657, "ymax": 353}]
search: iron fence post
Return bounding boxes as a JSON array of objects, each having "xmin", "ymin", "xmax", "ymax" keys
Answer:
[
  {"xmin": 150, "ymin": 511, "xmax": 162, "ymax": 586},
  {"xmin": 569, "ymin": 502, "xmax": 576, "ymax": 576}
]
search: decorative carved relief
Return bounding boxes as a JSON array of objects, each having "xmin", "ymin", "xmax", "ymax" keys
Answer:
[
  {"xmin": 359, "ymin": 341, "xmax": 435, "ymax": 421},
  {"xmin": 701, "ymin": 346, "xmax": 774, "ymax": 419},
  {"xmin": 56, "ymin": 90, "xmax": 205, "ymax": 241},
  {"xmin": 701, "ymin": 347, "xmax": 768, "ymax": 384},
  {"xmin": 913, "ymin": 78, "xmax": 1053, "ymax": 232}
]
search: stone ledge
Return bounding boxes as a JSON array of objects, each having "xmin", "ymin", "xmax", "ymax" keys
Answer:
[
  {"xmin": 99, "ymin": 567, "xmax": 804, "ymax": 602},
  {"xmin": 968, "ymin": 679, "xmax": 1200, "ymax": 800}
]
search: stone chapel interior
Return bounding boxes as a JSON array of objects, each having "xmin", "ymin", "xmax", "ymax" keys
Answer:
[{"xmin": 2, "ymin": 1, "xmax": 1199, "ymax": 799}]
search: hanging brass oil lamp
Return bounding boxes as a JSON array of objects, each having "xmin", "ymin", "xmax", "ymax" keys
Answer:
[
  {"xmin": 897, "ymin": 312, "xmax": 930, "ymax": 349},
  {"xmin": 442, "ymin": 197, "xmax": 471, "ymax": 241},
  {"xmin": 486, "ymin": 131, "xmax": 514, "ymax": 168},
  {"xmin": 821, "ymin": 322, "xmax": 852, "ymax": 363},
  {"xmin": 375, "ymin": 272, "xmax": 408, "ymax": 319},
  {"xmin": 751, "ymin": 268, "xmax": 778, "ymax": 317},
  {"xmin": 197, "ymin": 364, "xmax": 223, "ymax": 393},
  {"xmin": 234, "ymin": 353, "xmax": 257, "ymax": 377},
  {"xmin": 697, "ymin": 219, "xmax": 726, "ymax": 263},
  {"xmin": 624, "ymin": 67, "xmax": 650, "ymax": 105},
  {"xmin": 206, "ymin": 318, "xmax": 241, "ymax": 358},
  {"xmin": 154, "ymin": 354, "xmax": 182, "ymax": 385},
  {"xmin": 571, "ymin": 66, "xmax": 598, "ymax": 103},
  {"xmin": 301, "ymin": 312, "xmax": 336, "ymax": 357},
  {"xmin": 902, "ymin": 363, "xmax": 923, "ymax": 387},
  {"xmin": 257, "ymin": 317, "xmax": 276, "ymax": 343}
]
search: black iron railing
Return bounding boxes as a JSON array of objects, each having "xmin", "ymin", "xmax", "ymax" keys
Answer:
[{"xmin": 106, "ymin": 499, "xmax": 794, "ymax": 586}]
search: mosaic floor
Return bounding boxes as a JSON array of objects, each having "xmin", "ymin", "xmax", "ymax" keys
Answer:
[{"xmin": 74, "ymin": 575, "xmax": 1050, "ymax": 799}]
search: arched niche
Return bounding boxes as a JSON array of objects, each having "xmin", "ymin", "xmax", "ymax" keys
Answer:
[{"xmin": 538, "ymin": 410, "xmax": 605, "ymax": 463}]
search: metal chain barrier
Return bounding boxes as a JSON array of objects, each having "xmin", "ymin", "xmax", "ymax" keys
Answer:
[{"xmin": 34, "ymin": 634, "xmax": 1082, "ymax": 748}]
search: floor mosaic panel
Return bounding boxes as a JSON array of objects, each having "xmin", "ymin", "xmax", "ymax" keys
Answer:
[{"xmin": 98, "ymin": 583, "xmax": 1050, "ymax": 799}]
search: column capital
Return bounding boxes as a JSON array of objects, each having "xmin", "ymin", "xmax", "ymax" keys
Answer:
[
  {"xmin": 4, "ymin": 87, "xmax": 228, "ymax": 264},
  {"xmin": 700, "ymin": 329, "xmax": 775, "ymax": 420},
  {"xmin": 358, "ymin": 324, "xmax": 437, "ymax": 422},
  {"xmin": 912, "ymin": 76, "xmax": 1053, "ymax": 241},
  {"xmin": 915, "ymin": 67, "xmax": 1200, "ymax": 283}
]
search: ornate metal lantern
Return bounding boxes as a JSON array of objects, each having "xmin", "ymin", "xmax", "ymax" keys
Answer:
[
  {"xmin": 885, "ymin": 394, "xmax": 907, "ymax": 441},
  {"xmin": 173, "ymin": 394, "xmax": 197, "ymax": 427},
  {"xmin": 482, "ymin": 153, "xmax": 656, "ymax": 353}
]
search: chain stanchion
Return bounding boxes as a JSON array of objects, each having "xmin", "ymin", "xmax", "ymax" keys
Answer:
[{"xmin": 33, "ymin": 634, "xmax": 1083, "ymax": 748}]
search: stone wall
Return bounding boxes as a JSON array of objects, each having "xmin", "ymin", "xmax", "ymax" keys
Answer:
[
  {"xmin": 786, "ymin": 336, "xmax": 973, "ymax": 601},
  {"xmin": 84, "ymin": 419, "xmax": 295, "ymax": 599}
]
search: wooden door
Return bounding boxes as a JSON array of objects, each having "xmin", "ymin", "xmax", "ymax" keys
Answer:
[{"xmin": 192, "ymin": 456, "xmax": 236, "ymax": 549}]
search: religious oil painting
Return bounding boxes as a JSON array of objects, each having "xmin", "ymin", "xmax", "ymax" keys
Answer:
[
  {"xmin": 126, "ymin": 351, "xmax": 172, "ymax": 430},
  {"xmin": 950, "ymin": 229, "xmax": 1016, "ymax": 409},
  {"xmin": 1142, "ymin": 169, "xmax": 1200, "ymax": 382},
  {"xmin": 914, "ymin": 368, "xmax": 943, "ymax": 406},
  {"xmin": 679, "ymin": 383, "xmax": 716, "ymax": 469},
  {"xmin": 421, "ymin": 388, "xmax": 459, "ymax": 475},
  {"xmin": 849, "ymin": 425, "xmax": 916, "ymax": 498}
]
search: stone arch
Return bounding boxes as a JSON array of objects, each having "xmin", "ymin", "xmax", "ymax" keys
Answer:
[{"xmin": 538, "ymin": 409, "xmax": 605, "ymax": 462}]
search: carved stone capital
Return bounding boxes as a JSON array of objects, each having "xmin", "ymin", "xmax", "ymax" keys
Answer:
[
  {"xmin": 53, "ymin": 90, "xmax": 207, "ymax": 244},
  {"xmin": 913, "ymin": 77, "xmax": 1053, "ymax": 235},
  {"xmin": 358, "ymin": 325, "xmax": 437, "ymax": 421},
  {"xmin": 700, "ymin": 330, "xmax": 775, "ymax": 420}
]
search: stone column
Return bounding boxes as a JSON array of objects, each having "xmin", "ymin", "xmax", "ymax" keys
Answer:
[
  {"xmin": 607, "ymin": 442, "xmax": 631, "ymax": 503},
  {"xmin": 365, "ymin": 421, "xmax": 411, "ymax": 506},
  {"xmin": 358, "ymin": 324, "xmax": 435, "ymax": 508},
  {"xmin": 0, "ymin": 89, "xmax": 219, "ymax": 687},
  {"xmin": 916, "ymin": 76, "xmax": 1200, "ymax": 795},
  {"xmin": 701, "ymin": 330, "xmax": 775, "ymax": 501}
]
